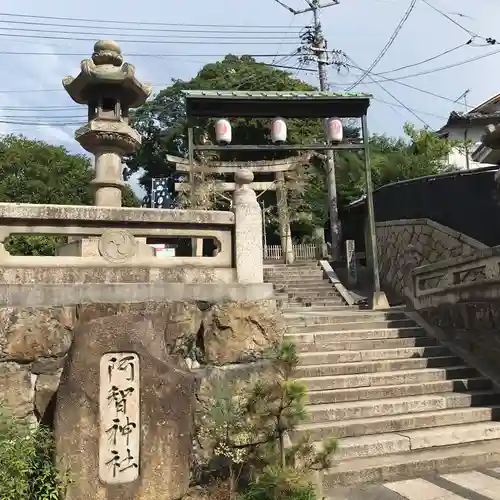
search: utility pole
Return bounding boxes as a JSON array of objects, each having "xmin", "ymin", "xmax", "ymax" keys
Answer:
[
  {"xmin": 455, "ymin": 89, "xmax": 471, "ymax": 170},
  {"xmin": 273, "ymin": 0, "xmax": 343, "ymax": 260}
]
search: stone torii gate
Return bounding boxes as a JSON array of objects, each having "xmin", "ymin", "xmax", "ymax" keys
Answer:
[{"xmin": 168, "ymin": 154, "xmax": 311, "ymax": 264}]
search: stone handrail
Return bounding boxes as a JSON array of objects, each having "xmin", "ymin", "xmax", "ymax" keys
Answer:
[
  {"xmin": 0, "ymin": 202, "xmax": 234, "ymax": 269},
  {"xmin": 412, "ymin": 245, "xmax": 500, "ymax": 307}
]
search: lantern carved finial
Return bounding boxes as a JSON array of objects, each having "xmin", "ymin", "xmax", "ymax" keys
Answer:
[{"xmin": 91, "ymin": 40, "xmax": 123, "ymax": 66}]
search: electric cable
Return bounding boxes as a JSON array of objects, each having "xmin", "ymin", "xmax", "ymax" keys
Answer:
[
  {"xmin": 346, "ymin": 55, "xmax": 431, "ymax": 128},
  {"xmin": 346, "ymin": 0, "xmax": 416, "ymax": 90},
  {"xmin": 0, "ymin": 11, "xmax": 299, "ymax": 29}
]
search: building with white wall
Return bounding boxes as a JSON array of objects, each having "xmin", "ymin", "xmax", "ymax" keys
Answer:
[{"xmin": 438, "ymin": 94, "xmax": 500, "ymax": 169}]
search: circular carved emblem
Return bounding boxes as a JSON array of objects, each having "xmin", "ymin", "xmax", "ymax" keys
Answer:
[{"xmin": 98, "ymin": 229, "xmax": 137, "ymax": 263}]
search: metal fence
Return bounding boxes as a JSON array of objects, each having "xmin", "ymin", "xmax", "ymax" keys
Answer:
[{"xmin": 264, "ymin": 243, "xmax": 318, "ymax": 261}]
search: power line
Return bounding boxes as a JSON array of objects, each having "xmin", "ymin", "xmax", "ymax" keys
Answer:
[
  {"xmin": 346, "ymin": 0, "xmax": 416, "ymax": 90},
  {"xmin": 0, "ymin": 31, "xmax": 298, "ymax": 45},
  {"xmin": 346, "ymin": 55, "xmax": 431, "ymax": 128},
  {"xmin": 342, "ymin": 46, "xmax": 500, "ymax": 85},
  {"xmin": 0, "ymin": 19, "xmax": 302, "ymax": 34},
  {"xmin": 376, "ymin": 42, "xmax": 468, "ymax": 75},
  {"xmin": 0, "ymin": 12, "xmax": 299, "ymax": 29},
  {"xmin": 341, "ymin": 62, "xmax": 466, "ymax": 105},
  {"xmin": 370, "ymin": 97, "xmax": 447, "ymax": 119},
  {"xmin": 0, "ymin": 25, "xmax": 300, "ymax": 41},
  {"xmin": 420, "ymin": 0, "xmax": 479, "ymax": 38}
]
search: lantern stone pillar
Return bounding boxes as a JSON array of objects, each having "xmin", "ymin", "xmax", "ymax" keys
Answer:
[
  {"xmin": 63, "ymin": 40, "xmax": 152, "ymax": 207},
  {"xmin": 275, "ymin": 171, "xmax": 294, "ymax": 264},
  {"xmin": 59, "ymin": 40, "xmax": 153, "ymax": 257}
]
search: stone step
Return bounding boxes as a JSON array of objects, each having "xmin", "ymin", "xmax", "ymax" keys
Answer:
[
  {"xmin": 303, "ymin": 390, "xmax": 500, "ymax": 423},
  {"xmin": 264, "ymin": 269, "xmax": 323, "ymax": 276},
  {"xmin": 295, "ymin": 355, "xmax": 462, "ymax": 378},
  {"xmin": 271, "ymin": 280, "xmax": 330, "ymax": 288},
  {"xmin": 286, "ymin": 326, "xmax": 427, "ymax": 344},
  {"xmin": 305, "ymin": 377, "xmax": 492, "ymax": 405},
  {"xmin": 296, "ymin": 404, "xmax": 500, "ymax": 441},
  {"xmin": 320, "ymin": 438, "xmax": 500, "ymax": 487},
  {"xmin": 326, "ymin": 421, "xmax": 500, "ymax": 461},
  {"xmin": 285, "ymin": 311, "xmax": 407, "ymax": 326},
  {"xmin": 297, "ymin": 366, "xmax": 478, "ymax": 391},
  {"xmin": 288, "ymin": 319, "xmax": 417, "ymax": 334},
  {"xmin": 296, "ymin": 335, "xmax": 438, "ymax": 353},
  {"xmin": 298, "ymin": 346, "xmax": 450, "ymax": 366},
  {"xmin": 283, "ymin": 306, "xmax": 349, "ymax": 314},
  {"xmin": 287, "ymin": 291, "xmax": 340, "ymax": 299},
  {"xmin": 287, "ymin": 312, "xmax": 409, "ymax": 326},
  {"xmin": 284, "ymin": 298, "xmax": 345, "ymax": 306},
  {"xmin": 264, "ymin": 261, "xmax": 319, "ymax": 267}
]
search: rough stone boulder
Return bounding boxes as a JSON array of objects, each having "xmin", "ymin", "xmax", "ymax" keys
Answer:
[
  {"xmin": 0, "ymin": 306, "xmax": 74, "ymax": 419},
  {"xmin": 202, "ymin": 300, "xmax": 285, "ymax": 365}
]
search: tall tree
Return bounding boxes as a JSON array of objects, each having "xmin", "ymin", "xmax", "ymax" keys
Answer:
[
  {"xmin": 126, "ymin": 55, "xmax": 326, "ymax": 199},
  {"xmin": 0, "ymin": 135, "xmax": 140, "ymax": 255},
  {"xmin": 299, "ymin": 123, "xmax": 462, "ymax": 230}
]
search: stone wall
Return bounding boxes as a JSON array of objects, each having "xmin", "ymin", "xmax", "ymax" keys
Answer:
[
  {"xmin": 0, "ymin": 300, "xmax": 284, "ymax": 424},
  {"xmin": 376, "ymin": 219, "xmax": 488, "ymax": 300}
]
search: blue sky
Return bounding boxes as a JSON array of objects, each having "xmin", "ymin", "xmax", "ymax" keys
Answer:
[{"xmin": 0, "ymin": 0, "xmax": 499, "ymax": 196}]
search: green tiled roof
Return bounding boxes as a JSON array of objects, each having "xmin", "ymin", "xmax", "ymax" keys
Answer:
[{"xmin": 182, "ymin": 90, "xmax": 372, "ymax": 100}]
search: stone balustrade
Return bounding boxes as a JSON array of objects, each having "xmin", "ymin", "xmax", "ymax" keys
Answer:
[
  {"xmin": 0, "ymin": 202, "xmax": 234, "ymax": 268},
  {"xmin": 409, "ymin": 246, "xmax": 500, "ymax": 383},
  {"xmin": 0, "ymin": 182, "xmax": 264, "ymax": 288},
  {"xmin": 412, "ymin": 245, "xmax": 500, "ymax": 309}
]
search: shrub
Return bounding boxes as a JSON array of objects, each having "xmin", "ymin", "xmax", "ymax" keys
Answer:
[
  {"xmin": 197, "ymin": 340, "xmax": 336, "ymax": 499},
  {"xmin": 0, "ymin": 410, "xmax": 66, "ymax": 500},
  {"xmin": 243, "ymin": 466, "xmax": 316, "ymax": 500}
]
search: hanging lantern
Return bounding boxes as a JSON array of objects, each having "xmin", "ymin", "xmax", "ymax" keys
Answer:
[
  {"xmin": 270, "ymin": 117, "xmax": 287, "ymax": 144},
  {"xmin": 326, "ymin": 118, "xmax": 343, "ymax": 143},
  {"xmin": 215, "ymin": 118, "xmax": 232, "ymax": 145}
]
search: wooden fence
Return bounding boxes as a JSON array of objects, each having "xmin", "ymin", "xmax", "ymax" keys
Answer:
[{"xmin": 264, "ymin": 243, "xmax": 318, "ymax": 261}]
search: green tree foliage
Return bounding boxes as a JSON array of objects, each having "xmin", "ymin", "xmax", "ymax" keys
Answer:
[
  {"xmin": 0, "ymin": 135, "xmax": 140, "ymax": 255},
  {"xmin": 299, "ymin": 123, "xmax": 462, "ymax": 228},
  {"xmin": 126, "ymin": 55, "xmax": 325, "ymax": 197}
]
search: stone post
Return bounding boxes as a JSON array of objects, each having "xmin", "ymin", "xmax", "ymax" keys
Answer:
[
  {"xmin": 275, "ymin": 171, "xmax": 294, "ymax": 265},
  {"xmin": 233, "ymin": 169, "xmax": 264, "ymax": 283},
  {"xmin": 346, "ymin": 239, "xmax": 358, "ymax": 286}
]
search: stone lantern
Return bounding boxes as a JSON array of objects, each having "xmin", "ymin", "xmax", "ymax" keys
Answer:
[{"xmin": 63, "ymin": 40, "xmax": 152, "ymax": 207}]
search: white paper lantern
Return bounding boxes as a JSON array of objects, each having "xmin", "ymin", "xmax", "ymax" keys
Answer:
[
  {"xmin": 215, "ymin": 118, "xmax": 232, "ymax": 145},
  {"xmin": 325, "ymin": 118, "xmax": 343, "ymax": 143},
  {"xmin": 271, "ymin": 117, "xmax": 287, "ymax": 143}
]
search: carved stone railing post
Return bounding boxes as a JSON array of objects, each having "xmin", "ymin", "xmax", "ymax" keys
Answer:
[{"xmin": 233, "ymin": 169, "xmax": 264, "ymax": 283}]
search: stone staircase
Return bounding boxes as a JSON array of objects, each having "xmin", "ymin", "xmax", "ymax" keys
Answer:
[
  {"xmin": 264, "ymin": 262, "xmax": 500, "ymax": 494},
  {"xmin": 264, "ymin": 261, "xmax": 347, "ymax": 312}
]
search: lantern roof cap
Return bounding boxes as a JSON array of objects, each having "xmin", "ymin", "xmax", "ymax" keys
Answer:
[{"xmin": 62, "ymin": 40, "xmax": 152, "ymax": 108}]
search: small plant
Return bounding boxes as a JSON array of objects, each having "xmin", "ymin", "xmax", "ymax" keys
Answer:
[
  {"xmin": 0, "ymin": 410, "xmax": 67, "ymax": 500},
  {"xmin": 242, "ymin": 466, "xmax": 316, "ymax": 500},
  {"xmin": 197, "ymin": 340, "xmax": 337, "ymax": 500}
]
